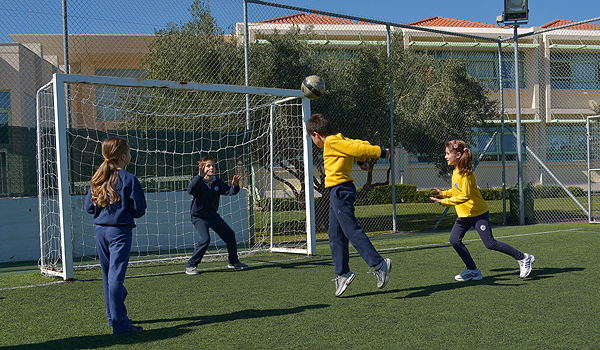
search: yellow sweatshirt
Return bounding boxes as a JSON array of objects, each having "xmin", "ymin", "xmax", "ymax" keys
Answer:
[
  {"xmin": 441, "ymin": 168, "xmax": 489, "ymax": 218},
  {"xmin": 323, "ymin": 133, "xmax": 383, "ymax": 188}
]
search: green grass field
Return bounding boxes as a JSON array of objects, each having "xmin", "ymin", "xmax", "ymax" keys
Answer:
[{"xmin": 1, "ymin": 223, "xmax": 599, "ymax": 349}]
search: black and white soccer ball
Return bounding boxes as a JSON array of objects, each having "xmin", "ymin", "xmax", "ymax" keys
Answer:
[{"xmin": 301, "ymin": 75, "xmax": 325, "ymax": 100}]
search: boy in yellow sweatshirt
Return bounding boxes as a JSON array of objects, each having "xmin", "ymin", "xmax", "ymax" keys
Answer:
[{"xmin": 306, "ymin": 113, "xmax": 392, "ymax": 297}]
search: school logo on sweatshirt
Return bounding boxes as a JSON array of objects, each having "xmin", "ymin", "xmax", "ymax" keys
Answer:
[
  {"xmin": 214, "ymin": 186, "xmax": 219, "ymax": 191},
  {"xmin": 454, "ymin": 182, "xmax": 459, "ymax": 189}
]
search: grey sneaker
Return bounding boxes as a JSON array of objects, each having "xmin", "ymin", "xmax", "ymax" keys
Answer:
[
  {"xmin": 455, "ymin": 268, "xmax": 483, "ymax": 281},
  {"xmin": 228, "ymin": 261, "xmax": 249, "ymax": 270},
  {"xmin": 368, "ymin": 258, "xmax": 392, "ymax": 289},
  {"xmin": 518, "ymin": 253, "xmax": 535, "ymax": 278},
  {"xmin": 185, "ymin": 266, "xmax": 199, "ymax": 275},
  {"xmin": 332, "ymin": 271, "xmax": 356, "ymax": 297}
]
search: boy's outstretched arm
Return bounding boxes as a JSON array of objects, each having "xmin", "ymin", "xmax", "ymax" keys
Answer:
[{"xmin": 357, "ymin": 148, "xmax": 390, "ymax": 171}]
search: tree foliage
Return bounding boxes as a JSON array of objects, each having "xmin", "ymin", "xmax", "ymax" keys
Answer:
[
  {"xmin": 392, "ymin": 48, "xmax": 497, "ymax": 178},
  {"xmin": 132, "ymin": 2, "xmax": 499, "ymax": 228}
]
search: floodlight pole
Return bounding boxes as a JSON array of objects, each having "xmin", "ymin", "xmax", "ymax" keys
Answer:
[
  {"xmin": 498, "ymin": 40, "xmax": 507, "ymax": 224},
  {"xmin": 511, "ymin": 23, "xmax": 525, "ymax": 225}
]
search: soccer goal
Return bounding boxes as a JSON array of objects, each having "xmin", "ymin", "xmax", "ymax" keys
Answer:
[
  {"xmin": 588, "ymin": 115, "xmax": 600, "ymax": 223},
  {"xmin": 36, "ymin": 73, "xmax": 316, "ymax": 280}
]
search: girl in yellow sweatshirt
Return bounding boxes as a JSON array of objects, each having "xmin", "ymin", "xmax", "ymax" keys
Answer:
[{"xmin": 430, "ymin": 139, "xmax": 534, "ymax": 281}]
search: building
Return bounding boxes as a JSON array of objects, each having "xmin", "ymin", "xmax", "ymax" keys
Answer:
[{"xmin": 238, "ymin": 13, "xmax": 600, "ymax": 190}]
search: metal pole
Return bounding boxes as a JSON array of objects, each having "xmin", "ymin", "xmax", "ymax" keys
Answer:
[
  {"xmin": 269, "ymin": 104, "xmax": 274, "ymax": 248},
  {"xmin": 498, "ymin": 40, "xmax": 507, "ymax": 224},
  {"xmin": 513, "ymin": 24, "xmax": 525, "ymax": 225},
  {"xmin": 62, "ymin": 0, "xmax": 70, "ymax": 74},
  {"xmin": 243, "ymin": 0, "xmax": 255, "ymax": 243},
  {"xmin": 243, "ymin": 0, "xmax": 251, "ymax": 127},
  {"xmin": 587, "ymin": 117, "xmax": 592, "ymax": 222},
  {"xmin": 386, "ymin": 25, "xmax": 397, "ymax": 233}
]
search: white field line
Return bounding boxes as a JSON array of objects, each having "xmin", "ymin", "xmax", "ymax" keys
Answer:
[
  {"xmin": 0, "ymin": 280, "xmax": 66, "ymax": 290},
  {"xmin": 0, "ymin": 228, "xmax": 589, "ymax": 290},
  {"xmin": 375, "ymin": 227, "xmax": 585, "ymax": 253}
]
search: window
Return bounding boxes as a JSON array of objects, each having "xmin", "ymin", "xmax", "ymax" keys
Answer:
[
  {"xmin": 408, "ymin": 127, "xmax": 525, "ymax": 163},
  {"xmin": 0, "ymin": 150, "xmax": 7, "ymax": 196},
  {"xmin": 501, "ymin": 58, "xmax": 526, "ymax": 89},
  {"xmin": 416, "ymin": 50, "xmax": 526, "ymax": 89},
  {"xmin": 0, "ymin": 91, "xmax": 10, "ymax": 125},
  {"xmin": 550, "ymin": 53, "xmax": 600, "ymax": 89},
  {"xmin": 546, "ymin": 125, "xmax": 586, "ymax": 161},
  {"xmin": 95, "ymin": 69, "xmax": 147, "ymax": 121},
  {"xmin": 471, "ymin": 127, "xmax": 525, "ymax": 162}
]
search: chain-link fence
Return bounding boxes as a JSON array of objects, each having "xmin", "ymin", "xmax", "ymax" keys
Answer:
[{"xmin": 1, "ymin": 0, "xmax": 599, "ymax": 236}]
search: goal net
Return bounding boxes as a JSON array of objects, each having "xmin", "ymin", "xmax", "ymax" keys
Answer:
[
  {"xmin": 36, "ymin": 74, "xmax": 316, "ymax": 280},
  {"xmin": 588, "ymin": 115, "xmax": 600, "ymax": 223}
]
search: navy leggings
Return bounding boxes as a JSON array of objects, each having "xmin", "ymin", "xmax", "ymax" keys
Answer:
[{"xmin": 450, "ymin": 211, "xmax": 524, "ymax": 270}]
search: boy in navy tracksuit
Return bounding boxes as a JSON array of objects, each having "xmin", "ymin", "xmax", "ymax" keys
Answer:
[
  {"xmin": 85, "ymin": 137, "xmax": 146, "ymax": 336},
  {"xmin": 185, "ymin": 156, "xmax": 248, "ymax": 275}
]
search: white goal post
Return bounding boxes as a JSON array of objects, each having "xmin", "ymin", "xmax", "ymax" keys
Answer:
[{"xmin": 36, "ymin": 73, "xmax": 316, "ymax": 280}]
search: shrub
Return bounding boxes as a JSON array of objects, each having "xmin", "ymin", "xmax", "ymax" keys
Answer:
[
  {"xmin": 411, "ymin": 189, "xmax": 437, "ymax": 203},
  {"xmin": 356, "ymin": 184, "xmax": 418, "ymax": 206},
  {"xmin": 479, "ymin": 187, "xmax": 503, "ymax": 201},
  {"xmin": 257, "ymin": 197, "xmax": 304, "ymax": 212},
  {"xmin": 533, "ymin": 184, "xmax": 564, "ymax": 198},
  {"xmin": 568, "ymin": 186, "xmax": 586, "ymax": 197}
]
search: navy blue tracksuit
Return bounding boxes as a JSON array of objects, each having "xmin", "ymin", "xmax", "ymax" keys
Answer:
[
  {"xmin": 186, "ymin": 175, "xmax": 241, "ymax": 267},
  {"xmin": 85, "ymin": 169, "xmax": 146, "ymax": 334}
]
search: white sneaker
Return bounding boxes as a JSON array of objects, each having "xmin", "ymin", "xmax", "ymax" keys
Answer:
[
  {"xmin": 368, "ymin": 258, "xmax": 392, "ymax": 289},
  {"xmin": 185, "ymin": 266, "xmax": 199, "ymax": 275},
  {"xmin": 518, "ymin": 253, "xmax": 535, "ymax": 278},
  {"xmin": 455, "ymin": 268, "xmax": 483, "ymax": 281},
  {"xmin": 332, "ymin": 271, "xmax": 356, "ymax": 297}
]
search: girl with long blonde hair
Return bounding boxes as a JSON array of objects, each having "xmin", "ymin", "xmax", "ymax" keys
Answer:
[{"xmin": 85, "ymin": 137, "xmax": 146, "ymax": 336}]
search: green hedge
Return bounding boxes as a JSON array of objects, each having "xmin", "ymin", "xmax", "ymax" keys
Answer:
[
  {"xmin": 257, "ymin": 197, "xmax": 305, "ymax": 212},
  {"xmin": 355, "ymin": 184, "xmax": 420, "ymax": 206},
  {"xmin": 353, "ymin": 184, "xmax": 584, "ymax": 206},
  {"xmin": 259, "ymin": 184, "xmax": 586, "ymax": 210},
  {"xmin": 533, "ymin": 184, "xmax": 586, "ymax": 198}
]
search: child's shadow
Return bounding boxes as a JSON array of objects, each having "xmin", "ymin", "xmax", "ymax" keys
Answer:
[
  {"xmin": 345, "ymin": 266, "xmax": 584, "ymax": 299},
  {"xmin": 395, "ymin": 266, "xmax": 584, "ymax": 299}
]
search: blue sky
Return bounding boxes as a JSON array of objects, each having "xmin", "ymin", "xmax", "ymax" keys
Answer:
[{"xmin": 0, "ymin": 0, "xmax": 597, "ymax": 42}]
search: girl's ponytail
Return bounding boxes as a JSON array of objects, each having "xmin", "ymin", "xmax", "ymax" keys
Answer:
[{"xmin": 89, "ymin": 137, "xmax": 129, "ymax": 207}]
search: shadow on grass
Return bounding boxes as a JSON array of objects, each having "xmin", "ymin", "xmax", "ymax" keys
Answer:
[
  {"xmin": 343, "ymin": 266, "xmax": 584, "ymax": 300},
  {"xmin": 176, "ymin": 256, "xmax": 334, "ymax": 276},
  {"xmin": 5, "ymin": 304, "xmax": 330, "ymax": 350}
]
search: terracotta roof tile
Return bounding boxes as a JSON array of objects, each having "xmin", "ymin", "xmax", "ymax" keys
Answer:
[
  {"xmin": 541, "ymin": 19, "xmax": 600, "ymax": 30},
  {"xmin": 407, "ymin": 16, "xmax": 504, "ymax": 28},
  {"xmin": 256, "ymin": 13, "xmax": 373, "ymax": 25}
]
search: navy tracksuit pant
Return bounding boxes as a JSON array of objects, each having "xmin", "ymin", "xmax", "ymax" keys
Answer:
[
  {"xmin": 95, "ymin": 225, "xmax": 133, "ymax": 334},
  {"xmin": 329, "ymin": 181, "xmax": 384, "ymax": 275},
  {"xmin": 186, "ymin": 215, "xmax": 240, "ymax": 267}
]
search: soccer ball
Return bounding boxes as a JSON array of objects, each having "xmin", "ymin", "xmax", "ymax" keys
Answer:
[{"xmin": 301, "ymin": 75, "xmax": 325, "ymax": 100}]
